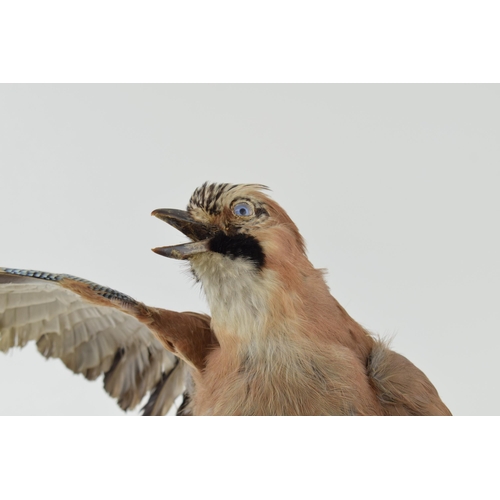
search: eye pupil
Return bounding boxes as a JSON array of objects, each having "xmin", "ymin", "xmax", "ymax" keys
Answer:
[{"xmin": 233, "ymin": 202, "xmax": 253, "ymax": 217}]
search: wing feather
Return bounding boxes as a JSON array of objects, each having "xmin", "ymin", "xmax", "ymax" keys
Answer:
[
  {"xmin": 367, "ymin": 340, "xmax": 452, "ymax": 416},
  {"xmin": 141, "ymin": 358, "xmax": 187, "ymax": 416},
  {"xmin": 0, "ymin": 272, "xmax": 189, "ymax": 415}
]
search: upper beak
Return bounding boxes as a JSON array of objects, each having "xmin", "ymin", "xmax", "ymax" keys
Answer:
[{"xmin": 151, "ymin": 208, "xmax": 213, "ymax": 260}]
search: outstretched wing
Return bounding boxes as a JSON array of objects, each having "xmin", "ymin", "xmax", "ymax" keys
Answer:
[{"xmin": 0, "ymin": 268, "xmax": 189, "ymax": 416}]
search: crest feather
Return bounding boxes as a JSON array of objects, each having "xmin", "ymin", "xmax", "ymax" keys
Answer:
[{"xmin": 188, "ymin": 182, "xmax": 270, "ymax": 215}]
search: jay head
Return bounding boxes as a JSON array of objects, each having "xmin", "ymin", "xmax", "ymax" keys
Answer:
[{"xmin": 152, "ymin": 182, "xmax": 334, "ymax": 350}]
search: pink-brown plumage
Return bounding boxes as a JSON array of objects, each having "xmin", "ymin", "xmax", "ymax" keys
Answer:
[{"xmin": 0, "ymin": 182, "xmax": 451, "ymax": 415}]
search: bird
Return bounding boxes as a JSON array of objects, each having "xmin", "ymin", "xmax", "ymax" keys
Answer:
[{"xmin": 0, "ymin": 182, "xmax": 451, "ymax": 415}]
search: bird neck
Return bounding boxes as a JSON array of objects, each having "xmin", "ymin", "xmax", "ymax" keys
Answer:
[
  {"xmin": 191, "ymin": 248, "xmax": 374, "ymax": 367},
  {"xmin": 192, "ymin": 251, "xmax": 340, "ymax": 351}
]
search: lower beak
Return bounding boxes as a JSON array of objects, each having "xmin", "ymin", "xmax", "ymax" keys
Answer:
[
  {"xmin": 151, "ymin": 208, "xmax": 213, "ymax": 260},
  {"xmin": 152, "ymin": 240, "xmax": 210, "ymax": 260}
]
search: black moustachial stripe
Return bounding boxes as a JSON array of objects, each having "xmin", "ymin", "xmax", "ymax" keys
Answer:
[{"xmin": 208, "ymin": 232, "xmax": 265, "ymax": 270}]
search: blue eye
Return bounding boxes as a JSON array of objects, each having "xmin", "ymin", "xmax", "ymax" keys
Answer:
[{"xmin": 233, "ymin": 202, "xmax": 254, "ymax": 217}]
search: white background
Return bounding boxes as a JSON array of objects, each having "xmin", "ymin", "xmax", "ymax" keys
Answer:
[
  {"xmin": 1, "ymin": 84, "xmax": 498, "ymax": 416},
  {"xmin": 2, "ymin": 2, "xmax": 500, "ymax": 499}
]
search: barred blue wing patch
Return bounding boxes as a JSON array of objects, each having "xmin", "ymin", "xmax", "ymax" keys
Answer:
[{"xmin": 0, "ymin": 267, "xmax": 138, "ymax": 307}]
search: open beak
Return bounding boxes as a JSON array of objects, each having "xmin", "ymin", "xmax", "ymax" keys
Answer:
[{"xmin": 151, "ymin": 208, "xmax": 213, "ymax": 260}]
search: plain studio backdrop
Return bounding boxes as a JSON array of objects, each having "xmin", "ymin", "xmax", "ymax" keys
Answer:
[{"xmin": 0, "ymin": 84, "xmax": 498, "ymax": 416}]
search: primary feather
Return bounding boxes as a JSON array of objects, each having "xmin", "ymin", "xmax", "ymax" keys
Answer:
[{"xmin": 0, "ymin": 273, "xmax": 190, "ymax": 415}]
